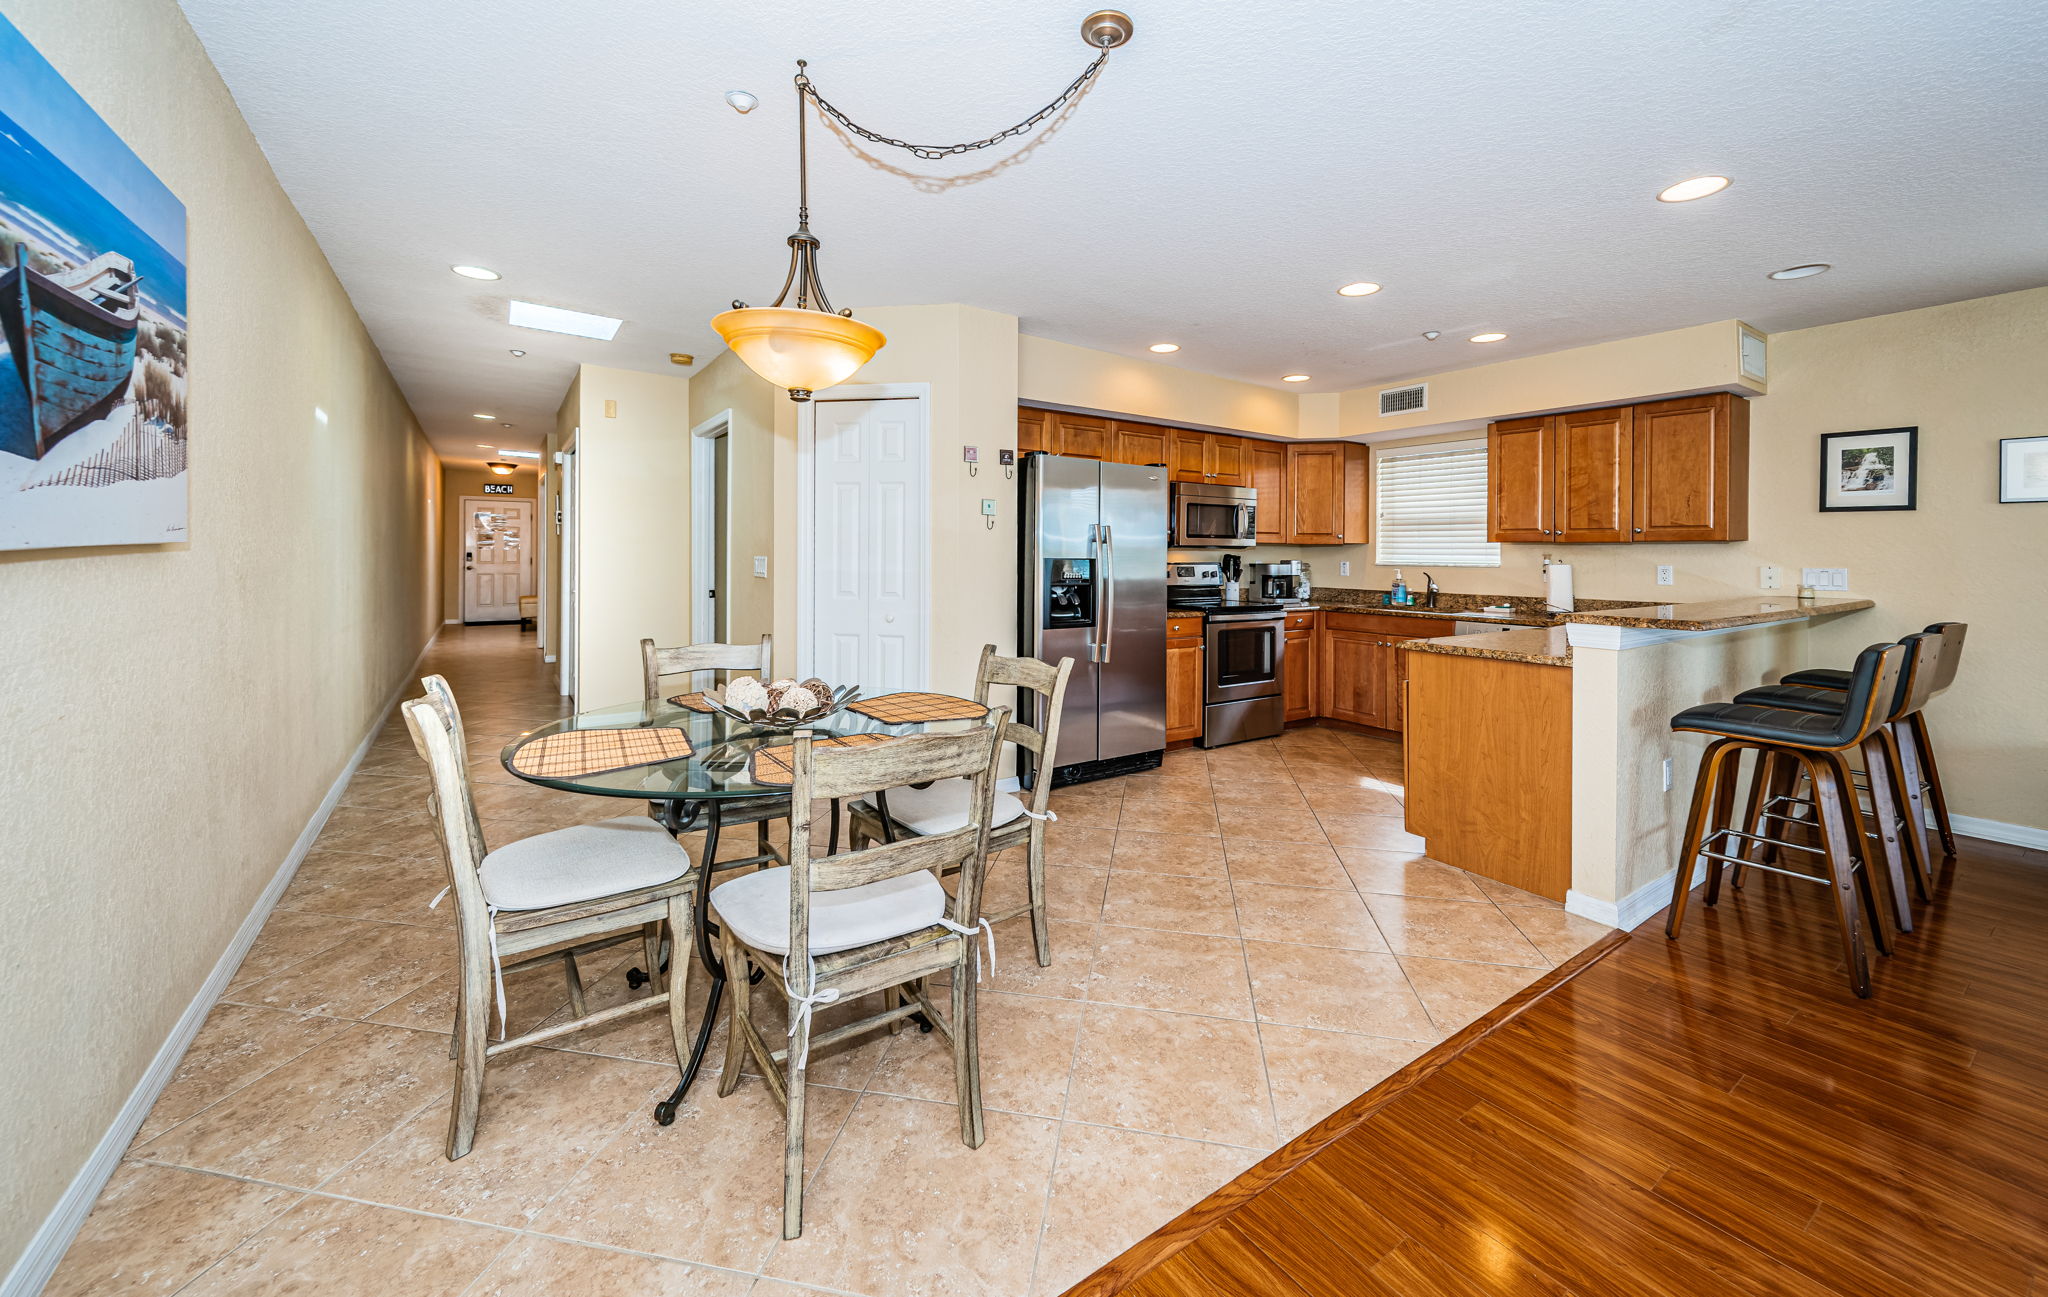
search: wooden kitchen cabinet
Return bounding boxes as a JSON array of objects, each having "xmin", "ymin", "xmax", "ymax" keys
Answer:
[
  {"xmin": 1317, "ymin": 612, "xmax": 1455, "ymax": 732},
  {"xmin": 1049, "ymin": 412, "xmax": 1110, "ymax": 460},
  {"xmin": 1111, "ymin": 420, "xmax": 1170, "ymax": 467},
  {"xmin": 1248, "ymin": 440, "xmax": 1289, "ymax": 543},
  {"xmin": 1283, "ymin": 608, "xmax": 1318, "ymax": 723},
  {"xmin": 1208, "ymin": 435, "xmax": 1248, "ymax": 487},
  {"xmin": 1488, "ymin": 394, "xmax": 1749, "ymax": 544},
  {"xmin": 1285, "ymin": 442, "xmax": 1369, "ymax": 545},
  {"xmin": 1018, "ymin": 407, "xmax": 1049, "ymax": 456},
  {"xmin": 1633, "ymin": 392, "xmax": 1749, "ymax": 542},
  {"xmin": 1166, "ymin": 614, "xmax": 1205, "ymax": 745},
  {"xmin": 1169, "ymin": 430, "xmax": 1249, "ymax": 486}
]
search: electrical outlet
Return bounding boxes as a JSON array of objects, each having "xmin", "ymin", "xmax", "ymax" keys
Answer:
[
  {"xmin": 752, "ymin": 556, "xmax": 768, "ymax": 578},
  {"xmin": 1662, "ymin": 758, "xmax": 1674, "ymax": 792},
  {"xmin": 1759, "ymin": 564, "xmax": 1782, "ymax": 590},
  {"xmin": 1656, "ymin": 565, "xmax": 1674, "ymax": 586},
  {"xmin": 1339, "ymin": 561, "xmax": 1351, "ymax": 576}
]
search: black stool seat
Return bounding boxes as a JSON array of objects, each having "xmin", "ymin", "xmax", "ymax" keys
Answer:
[
  {"xmin": 1672, "ymin": 700, "xmax": 1872, "ymax": 746},
  {"xmin": 1780, "ymin": 667, "xmax": 1852, "ymax": 690},
  {"xmin": 1733, "ymin": 683, "xmax": 1856, "ymax": 714}
]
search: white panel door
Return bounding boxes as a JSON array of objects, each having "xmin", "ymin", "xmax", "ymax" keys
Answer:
[
  {"xmin": 462, "ymin": 496, "xmax": 534, "ymax": 623},
  {"xmin": 810, "ymin": 398, "xmax": 924, "ymax": 694}
]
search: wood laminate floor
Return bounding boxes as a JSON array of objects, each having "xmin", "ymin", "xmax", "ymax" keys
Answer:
[{"xmin": 1068, "ymin": 834, "xmax": 2048, "ymax": 1296}]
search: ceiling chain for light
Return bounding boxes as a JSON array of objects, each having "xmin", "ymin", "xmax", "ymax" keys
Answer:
[{"xmin": 797, "ymin": 51, "xmax": 1111, "ymax": 162}]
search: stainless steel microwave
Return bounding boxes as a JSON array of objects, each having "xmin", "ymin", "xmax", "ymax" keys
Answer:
[{"xmin": 1171, "ymin": 482, "xmax": 1257, "ymax": 548}]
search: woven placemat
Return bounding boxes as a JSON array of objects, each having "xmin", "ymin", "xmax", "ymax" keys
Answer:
[
  {"xmin": 848, "ymin": 692, "xmax": 989, "ymax": 724},
  {"xmin": 666, "ymin": 691, "xmax": 716, "ymax": 712},
  {"xmin": 510, "ymin": 727, "xmax": 694, "ymax": 779},
  {"xmin": 747, "ymin": 732, "xmax": 895, "ymax": 786}
]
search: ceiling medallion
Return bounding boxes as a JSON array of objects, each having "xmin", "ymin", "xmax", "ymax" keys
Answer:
[{"xmin": 715, "ymin": 14, "xmax": 1133, "ymax": 401}]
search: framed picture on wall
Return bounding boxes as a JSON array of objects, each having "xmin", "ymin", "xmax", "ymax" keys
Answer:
[
  {"xmin": 1999, "ymin": 436, "xmax": 2048, "ymax": 503},
  {"xmin": 1819, "ymin": 427, "xmax": 1917, "ymax": 512}
]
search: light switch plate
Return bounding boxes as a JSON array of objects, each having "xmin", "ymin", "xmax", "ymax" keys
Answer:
[
  {"xmin": 1800, "ymin": 567, "xmax": 1850, "ymax": 591},
  {"xmin": 753, "ymin": 556, "xmax": 768, "ymax": 578},
  {"xmin": 1656, "ymin": 565, "xmax": 1675, "ymax": 586}
]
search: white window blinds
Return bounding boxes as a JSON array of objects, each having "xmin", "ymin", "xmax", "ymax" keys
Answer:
[{"xmin": 1374, "ymin": 440, "xmax": 1500, "ymax": 567}]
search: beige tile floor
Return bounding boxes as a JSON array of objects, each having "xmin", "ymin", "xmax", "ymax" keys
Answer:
[{"xmin": 50, "ymin": 625, "xmax": 1611, "ymax": 1297}]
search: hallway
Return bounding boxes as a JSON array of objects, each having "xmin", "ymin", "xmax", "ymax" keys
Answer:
[{"xmin": 46, "ymin": 626, "xmax": 1605, "ymax": 1296}]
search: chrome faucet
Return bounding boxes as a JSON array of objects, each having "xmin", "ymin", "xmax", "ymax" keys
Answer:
[{"xmin": 1420, "ymin": 571, "xmax": 1439, "ymax": 609}]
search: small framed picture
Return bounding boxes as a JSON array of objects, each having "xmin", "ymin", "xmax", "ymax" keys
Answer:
[
  {"xmin": 2000, "ymin": 436, "xmax": 2048, "ymax": 503},
  {"xmin": 1819, "ymin": 427, "xmax": 1917, "ymax": 512}
]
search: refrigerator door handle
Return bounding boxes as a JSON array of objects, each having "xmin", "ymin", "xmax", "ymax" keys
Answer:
[
  {"xmin": 1100, "ymin": 522, "xmax": 1115, "ymax": 663},
  {"xmin": 1086, "ymin": 524, "xmax": 1101, "ymax": 664}
]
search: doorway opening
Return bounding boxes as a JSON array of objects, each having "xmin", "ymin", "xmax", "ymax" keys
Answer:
[
  {"xmin": 691, "ymin": 410, "xmax": 733, "ymax": 644},
  {"xmin": 459, "ymin": 495, "xmax": 536, "ymax": 624}
]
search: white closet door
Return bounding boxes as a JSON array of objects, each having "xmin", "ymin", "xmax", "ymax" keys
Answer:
[{"xmin": 810, "ymin": 397, "xmax": 924, "ymax": 693}]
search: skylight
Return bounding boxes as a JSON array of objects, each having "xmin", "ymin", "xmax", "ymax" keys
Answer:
[{"xmin": 508, "ymin": 300, "xmax": 623, "ymax": 341}]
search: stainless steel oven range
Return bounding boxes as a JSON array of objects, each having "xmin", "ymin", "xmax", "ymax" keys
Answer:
[{"xmin": 1166, "ymin": 563, "xmax": 1286, "ymax": 747}]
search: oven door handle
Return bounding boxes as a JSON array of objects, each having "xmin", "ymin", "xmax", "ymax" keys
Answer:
[{"xmin": 1099, "ymin": 523, "xmax": 1115, "ymax": 664}]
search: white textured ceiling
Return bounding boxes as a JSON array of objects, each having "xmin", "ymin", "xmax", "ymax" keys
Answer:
[{"xmin": 177, "ymin": 0, "xmax": 2048, "ymax": 461}]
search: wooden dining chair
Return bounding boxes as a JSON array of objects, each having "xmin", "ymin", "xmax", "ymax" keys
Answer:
[
  {"xmin": 845, "ymin": 646, "xmax": 1075, "ymax": 965},
  {"xmin": 641, "ymin": 634, "xmax": 795, "ymax": 862},
  {"xmin": 406, "ymin": 676, "xmax": 696, "ymax": 1160},
  {"xmin": 712, "ymin": 716, "xmax": 1008, "ymax": 1238}
]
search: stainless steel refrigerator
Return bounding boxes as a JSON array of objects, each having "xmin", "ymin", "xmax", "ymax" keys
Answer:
[{"xmin": 1020, "ymin": 454, "xmax": 1169, "ymax": 784}]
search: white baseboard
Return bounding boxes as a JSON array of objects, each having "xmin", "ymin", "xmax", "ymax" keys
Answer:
[
  {"xmin": 443, "ymin": 618, "xmax": 460, "ymax": 625},
  {"xmin": 1, "ymin": 633, "xmax": 439, "ymax": 1297},
  {"xmin": 1950, "ymin": 814, "xmax": 2048, "ymax": 853},
  {"xmin": 1568, "ymin": 863, "xmax": 1706, "ymax": 932}
]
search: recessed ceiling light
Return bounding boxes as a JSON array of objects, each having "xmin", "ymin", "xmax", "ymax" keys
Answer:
[
  {"xmin": 1656, "ymin": 175, "xmax": 1731, "ymax": 203},
  {"xmin": 1282, "ymin": 374, "xmax": 1311, "ymax": 383},
  {"xmin": 1148, "ymin": 343, "xmax": 1180, "ymax": 353},
  {"xmin": 1336, "ymin": 282, "xmax": 1381, "ymax": 297},
  {"xmin": 451, "ymin": 264, "xmax": 501, "ymax": 280},
  {"xmin": 1421, "ymin": 331, "xmax": 1441, "ymax": 340},
  {"xmin": 1769, "ymin": 263, "xmax": 1832, "ymax": 280},
  {"xmin": 725, "ymin": 90, "xmax": 758, "ymax": 114},
  {"xmin": 472, "ymin": 412, "xmax": 496, "ymax": 420},
  {"xmin": 500, "ymin": 422, "xmax": 514, "ymax": 428},
  {"xmin": 509, "ymin": 300, "xmax": 623, "ymax": 341},
  {"xmin": 1469, "ymin": 332, "xmax": 1508, "ymax": 343},
  {"xmin": 508, "ymin": 349, "xmax": 527, "ymax": 357}
]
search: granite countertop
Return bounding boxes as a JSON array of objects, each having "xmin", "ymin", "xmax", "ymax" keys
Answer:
[
  {"xmin": 1309, "ymin": 603, "xmax": 1557, "ymax": 626},
  {"xmin": 1402, "ymin": 625, "xmax": 1573, "ymax": 666},
  {"xmin": 1565, "ymin": 596, "xmax": 1875, "ymax": 631}
]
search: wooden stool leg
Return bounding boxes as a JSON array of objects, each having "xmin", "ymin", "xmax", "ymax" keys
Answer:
[
  {"xmin": 1909, "ymin": 713, "xmax": 1958, "ymax": 860},
  {"xmin": 1858, "ymin": 735, "xmax": 1916, "ymax": 933},
  {"xmin": 1667, "ymin": 739, "xmax": 1735, "ymax": 939},
  {"xmin": 1702, "ymin": 746, "xmax": 1743, "ymax": 908},
  {"xmin": 1803, "ymin": 753, "xmax": 1873, "ymax": 997},
  {"xmin": 1823, "ymin": 749, "xmax": 1893, "ymax": 956},
  {"xmin": 1732, "ymin": 748, "xmax": 1776, "ymax": 890},
  {"xmin": 1892, "ymin": 721, "xmax": 1939, "ymax": 885}
]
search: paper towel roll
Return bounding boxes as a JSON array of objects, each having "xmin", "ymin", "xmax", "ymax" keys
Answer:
[{"xmin": 1545, "ymin": 562, "xmax": 1575, "ymax": 612}]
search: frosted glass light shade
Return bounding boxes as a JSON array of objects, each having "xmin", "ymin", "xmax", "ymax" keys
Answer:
[{"xmin": 711, "ymin": 307, "xmax": 886, "ymax": 400}]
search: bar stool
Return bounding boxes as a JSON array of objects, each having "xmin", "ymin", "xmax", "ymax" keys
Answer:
[
  {"xmin": 1727, "ymin": 627, "xmax": 1947, "ymax": 932},
  {"xmin": 1664, "ymin": 642, "xmax": 1907, "ymax": 998},
  {"xmin": 1777, "ymin": 623, "xmax": 1967, "ymax": 862}
]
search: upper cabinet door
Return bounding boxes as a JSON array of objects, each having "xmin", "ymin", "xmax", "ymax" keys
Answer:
[
  {"xmin": 1488, "ymin": 416, "xmax": 1555, "ymax": 543},
  {"xmin": 1554, "ymin": 405, "xmax": 1634, "ymax": 543},
  {"xmin": 1286, "ymin": 442, "xmax": 1367, "ymax": 544},
  {"xmin": 1169, "ymin": 429, "xmax": 1209, "ymax": 483},
  {"xmin": 1111, "ymin": 420, "xmax": 1170, "ymax": 467},
  {"xmin": 1018, "ymin": 408, "xmax": 1050, "ymax": 456},
  {"xmin": 1207, "ymin": 434, "xmax": 1249, "ymax": 487},
  {"xmin": 1247, "ymin": 440, "xmax": 1288, "ymax": 543},
  {"xmin": 1633, "ymin": 393, "xmax": 1749, "ymax": 542},
  {"xmin": 1051, "ymin": 413, "xmax": 1110, "ymax": 461}
]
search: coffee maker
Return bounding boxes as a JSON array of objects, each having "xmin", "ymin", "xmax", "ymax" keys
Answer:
[{"xmin": 1251, "ymin": 560, "xmax": 1309, "ymax": 604}]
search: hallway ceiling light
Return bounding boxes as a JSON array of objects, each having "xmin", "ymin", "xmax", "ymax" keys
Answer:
[
  {"xmin": 725, "ymin": 90, "xmax": 758, "ymax": 114},
  {"xmin": 451, "ymin": 264, "xmax": 501, "ymax": 280},
  {"xmin": 1282, "ymin": 373, "xmax": 1311, "ymax": 382},
  {"xmin": 1656, "ymin": 175, "xmax": 1731, "ymax": 203},
  {"xmin": 716, "ymin": 15, "xmax": 1130, "ymax": 401},
  {"xmin": 1469, "ymin": 332, "xmax": 1508, "ymax": 343},
  {"xmin": 1337, "ymin": 282, "xmax": 1382, "ymax": 297},
  {"xmin": 486, "ymin": 461, "xmax": 516, "ymax": 475},
  {"xmin": 508, "ymin": 349, "xmax": 527, "ymax": 356},
  {"xmin": 1148, "ymin": 343, "xmax": 1180, "ymax": 353},
  {"xmin": 1769, "ymin": 262, "xmax": 1832, "ymax": 280},
  {"xmin": 510, "ymin": 300, "xmax": 623, "ymax": 340}
]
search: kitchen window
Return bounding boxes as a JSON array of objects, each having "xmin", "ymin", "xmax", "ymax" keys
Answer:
[{"xmin": 1373, "ymin": 439, "xmax": 1500, "ymax": 567}]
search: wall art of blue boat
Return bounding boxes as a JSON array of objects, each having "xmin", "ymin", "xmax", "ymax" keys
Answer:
[{"xmin": 0, "ymin": 244, "xmax": 141, "ymax": 461}]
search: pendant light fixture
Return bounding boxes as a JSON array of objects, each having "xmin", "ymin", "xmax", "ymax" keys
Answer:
[{"xmin": 714, "ymin": 12, "xmax": 1133, "ymax": 402}]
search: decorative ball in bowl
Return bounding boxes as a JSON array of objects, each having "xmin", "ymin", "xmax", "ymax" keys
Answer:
[{"xmin": 702, "ymin": 677, "xmax": 860, "ymax": 730}]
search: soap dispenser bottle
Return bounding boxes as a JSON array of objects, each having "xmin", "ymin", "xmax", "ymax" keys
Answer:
[{"xmin": 1390, "ymin": 569, "xmax": 1409, "ymax": 606}]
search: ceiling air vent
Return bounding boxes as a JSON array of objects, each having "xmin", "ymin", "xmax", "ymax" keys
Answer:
[{"xmin": 1378, "ymin": 383, "xmax": 1428, "ymax": 416}]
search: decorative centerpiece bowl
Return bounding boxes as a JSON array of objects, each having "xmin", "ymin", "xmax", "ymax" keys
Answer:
[{"xmin": 701, "ymin": 676, "xmax": 860, "ymax": 731}]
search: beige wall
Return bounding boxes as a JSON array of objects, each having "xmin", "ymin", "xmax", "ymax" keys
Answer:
[
  {"xmin": 686, "ymin": 350, "xmax": 779, "ymax": 649},
  {"xmin": 439, "ymin": 464, "xmax": 538, "ymax": 622},
  {"xmin": 566, "ymin": 365, "xmax": 693, "ymax": 704},
  {"xmin": 1020, "ymin": 333, "xmax": 1298, "ymax": 439},
  {"xmin": 0, "ymin": 0, "xmax": 441, "ymax": 1272}
]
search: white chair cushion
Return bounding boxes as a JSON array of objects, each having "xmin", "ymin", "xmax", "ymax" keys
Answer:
[
  {"xmin": 480, "ymin": 816, "xmax": 692, "ymax": 912},
  {"xmin": 711, "ymin": 866, "xmax": 948, "ymax": 957},
  {"xmin": 858, "ymin": 778, "xmax": 1025, "ymax": 836}
]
